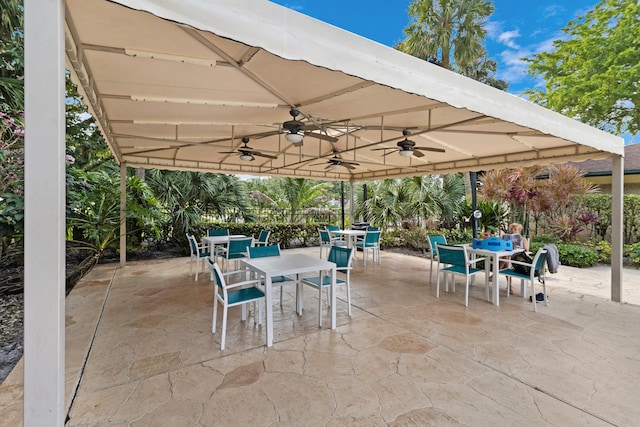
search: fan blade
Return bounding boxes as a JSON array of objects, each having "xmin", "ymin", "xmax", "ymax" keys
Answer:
[
  {"xmin": 412, "ymin": 149, "xmax": 425, "ymax": 158},
  {"xmin": 253, "ymin": 152, "xmax": 278, "ymax": 160},
  {"xmin": 344, "ymin": 163, "xmax": 356, "ymax": 170},
  {"xmin": 300, "ymin": 123, "xmax": 320, "ymax": 131},
  {"xmin": 414, "ymin": 146, "xmax": 446, "ymax": 153},
  {"xmin": 371, "ymin": 147, "xmax": 393, "ymax": 152},
  {"xmin": 309, "ymin": 162, "xmax": 327, "ymax": 167},
  {"xmin": 219, "ymin": 150, "xmax": 238, "ymax": 154},
  {"xmin": 303, "ymin": 131, "xmax": 338, "ymax": 143},
  {"xmin": 336, "ymin": 159, "xmax": 359, "ymax": 165}
]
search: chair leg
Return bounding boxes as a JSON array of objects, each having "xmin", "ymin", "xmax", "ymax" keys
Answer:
[
  {"xmin": 436, "ymin": 267, "xmax": 441, "ymax": 298},
  {"xmin": 221, "ymin": 306, "xmax": 228, "ymax": 350},
  {"xmin": 212, "ymin": 299, "xmax": 218, "ymax": 334},
  {"xmin": 530, "ymin": 280, "xmax": 537, "ymax": 312},
  {"xmin": 280, "ymin": 287, "xmax": 283, "ymax": 305},
  {"xmin": 195, "ymin": 259, "xmax": 200, "ymax": 281},
  {"xmin": 464, "ymin": 277, "xmax": 470, "ymax": 306},
  {"xmin": 318, "ymin": 282, "xmax": 323, "ymax": 327},
  {"xmin": 346, "ymin": 281, "xmax": 352, "ymax": 316},
  {"xmin": 189, "ymin": 256, "xmax": 193, "ymax": 277},
  {"xmin": 429, "ymin": 258, "xmax": 434, "ymax": 283}
]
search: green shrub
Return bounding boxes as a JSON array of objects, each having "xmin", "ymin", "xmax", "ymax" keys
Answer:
[
  {"xmin": 624, "ymin": 243, "xmax": 640, "ymax": 266},
  {"xmin": 531, "ymin": 234, "xmax": 558, "ymax": 244},
  {"xmin": 583, "ymin": 238, "xmax": 612, "ymax": 264},
  {"xmin": 556, "ymin": 244, "xmax": 597, "ymax": 268}
]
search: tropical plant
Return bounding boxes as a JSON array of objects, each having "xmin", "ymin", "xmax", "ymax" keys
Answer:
[
  {"xmin": 145, "ymin": 169, "xmax": 254, "ymax": 244},
  {"xmin": 246, "ymin": 177, "xmax": 331, "ymax": 223},
  {"xmin": 356, "ymin": 174, "xmax": 465, "ymax": 231},
  {"xmin": 480, "ymin": 165, "xmax": 598, "ymax": 239},
  {"xmin": 524, "ymin": 0, "xmax": 640, "ymax": 135},
  {"xmin": 0, "ymin": 0, "xmax": 24, "ymax": 111},
  {"xmin": 397, "ymin": 0, "xmax": 507, "ymax": 89},
  {"xmin": 66, "ymin": 167, "xmax": 164, "ymax": 255},
  {"xmin": 398, "ymin": 0, "xmax": 493, "ymax": 70}
]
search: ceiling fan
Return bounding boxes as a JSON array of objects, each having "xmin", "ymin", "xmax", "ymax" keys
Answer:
[
  {"xmin": 282, "ymin": 108, "xmax": 338, "ymax": 146},
  {"xmin": 219, "ymin": 137, "xmax": 278, "ymax": 162},
  {"xmin": 311, "ymin": 150, "xmax": 360, "ymax": 170},
  {"xmin": 372, "ymin": 129, "xmax": 446, "ymax": 158}
]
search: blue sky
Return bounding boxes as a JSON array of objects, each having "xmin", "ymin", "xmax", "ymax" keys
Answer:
[{"xmin": 268, "ymin": 0, "xmax": 597, "ymax": 95}]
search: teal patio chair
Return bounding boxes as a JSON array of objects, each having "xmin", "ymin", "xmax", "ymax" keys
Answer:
[
  {"xmin": 355, "ymin": 230, "xmax": 381, "ymax": 265},
  {"xmin": 435, "ymin": 244, "xmax": 488, "ymax": 306},
  {"xmin": 499, "ymin": 248, "xmax": 549, "ymax": 312},
  {"xmin": 318, "ymin": 228, "xmax": 333, "ymax": 258},
  {"xmin": 207, "ymin": 229, "xmax": 229, "ymax": 237},
  {"xmin": 248, "ymin": 244, "xmax": 297, "ymax": 305},
  {"xmin": 427, "ymin": 235, "xmax": 447, "ymax": 283},
  {"xmin": 222, "ymin": 236, "xmax": 253, "ymax": 273},
  {"xmin": 325, "ymin": 225, "xmax": 347, "ymax": 246},
  {"xmin": 207, "ymin": 258, "xmax": 265, "ymax": 350},
  {"xmin": 186, "ymin": 234, "xmax": 211, "ymax": 281},
  {"xmin": 254, "ymin": 230, "xmax": 271, "ymax": 247},
  {"xmin": 301, "ymin": 246, "xmax": 354, "ymax": 326}
]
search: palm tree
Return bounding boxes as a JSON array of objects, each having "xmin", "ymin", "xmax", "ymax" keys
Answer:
[
  {"xmin": 397, "ymin": 0, "xmax": 494, "ymax": 72},
  {"xmin": 357, "ymin": 175, "xmax": 465, "ymax": 230},
  {"xmin": 146, "ymin": 170, "xmax": 253, "ymax": 240}
]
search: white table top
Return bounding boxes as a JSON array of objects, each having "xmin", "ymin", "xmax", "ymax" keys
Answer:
[
  {"xmin": 241, "ymin": 253, "xmax": 335, "ymax": 276},
  {"xmin": 202, "ymin": 234, "xmax": 246, "ymax": 244},
  {"xmin": 466, "ymin": 246, "xmax": 523, "ymax": 257},
  {"xmin": 330, "ymin": 229, "xmax": 366, "ymax": 237}
]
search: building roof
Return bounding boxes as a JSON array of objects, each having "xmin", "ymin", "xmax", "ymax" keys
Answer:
[{"xmin": 570, "ymin": 144, "xmax": 640, "ymax": 176}]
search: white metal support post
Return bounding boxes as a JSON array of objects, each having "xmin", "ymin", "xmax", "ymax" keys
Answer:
[
  {"xmin": 24, "ymin": 0, "xmax": 66, "ymax": 425},
  {"xmin": 611, "ymin": 154, "xmax": 624, "ymax": 302},
  {"xmin": 120, "ymin": 162, "xmax": 127, "ymax": 267}
]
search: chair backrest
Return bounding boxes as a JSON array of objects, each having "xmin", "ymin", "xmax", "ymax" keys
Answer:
[
  {"xmin": 364, "ymin": 230, "xmax": 381, "ymax": 245},
  {"xmin": 208, "ymin": 229, "xmax": 229, "ymax": 237},
  {"xmin": 248, "ymin": 244, "xmax": 281, "ymax": 258},
  {"xmin": 326, "ymin": 225, "xmax": 340, "ymax": 232},
  {"xmin": 207, "ymin": 258, "xmax": 227, "ymax": 297},
  {"xmin": 367, "ymin": 226, "xmax": 380, "ymax": 232},
  {"xmin": 319, "ymin": 228, "xmax": 332, "ymax": 244},
  {"xmin": 436, "ymin": 244, "xmax": 467, "ymax": 268},
  {"xmin": 257, "ymin": 230, "xmax": 270, "ymax": 244},
  {"xmin": 186, "ymin": 234, "xmax": 198, "ymax": 254},
  {"xmin": 226, "ymin": 237, "xmax": 253, "ymax": 257},
  {"xmin": 428, "ymin": 235, "xmax": 447, "ymax": 255},
  {"xmin": 532, "ymin": 248, "xmax": 548, "ymax": 276},
  {"xmin": 328, "ymin": 246, "xmax": 354, "ymax": 270}
]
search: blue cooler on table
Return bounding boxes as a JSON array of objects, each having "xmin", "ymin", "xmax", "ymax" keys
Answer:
[{"xmin": 472, "ymin": 236, "xmax": 513, "ymax": 251}]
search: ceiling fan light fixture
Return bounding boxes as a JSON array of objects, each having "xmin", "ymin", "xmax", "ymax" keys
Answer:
[
  {"xmin": 285, "ymin": 131, "xmax": 304, "ymax": 145},
  {"xmin": 398, "ymin": 149, "xmax": 413, "ymax": 157},
  {"xmin": 239, "ymin": 153, "xmax": 254, "ymax": 161},
  {"xmin": 329, "ymin": 162, "xmax": 341, "ymax": 170}
]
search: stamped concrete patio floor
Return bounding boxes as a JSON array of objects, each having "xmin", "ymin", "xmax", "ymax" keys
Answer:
[{"xmin": 2, "ymin": 247, "xmax": 640, "ymax": 426}]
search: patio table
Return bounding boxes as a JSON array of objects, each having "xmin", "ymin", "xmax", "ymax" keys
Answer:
[
  {"xmin": 466, "ymin": 246, "xmax": 523, "ymax": 306},
  {"xmin": 202, "ymin": 234, "xmax": 246, "ymax": 261},
  {"xmin": 241, "ymin": 253, "xmax": 336, "ymax": 347},
  {"xmin": 329, "ymin": 229, "xmax": 366, "ymax": 248}
]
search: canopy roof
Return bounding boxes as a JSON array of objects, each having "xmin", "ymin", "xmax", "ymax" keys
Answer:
[{"xmin": 65, "ymin": 0, "xmax": 623, "ymax": 181}]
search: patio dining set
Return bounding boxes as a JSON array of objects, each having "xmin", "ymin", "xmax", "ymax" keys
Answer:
[
  {"xmin": 186, "ymin": 226, "xmax": 549, "ymax": 351},
  {"xmin": 185, "ymin": 225, "xmax": 382, "ymax": 349}
]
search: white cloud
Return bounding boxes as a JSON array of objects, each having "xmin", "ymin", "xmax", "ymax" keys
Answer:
[{"xmin": 497, "ymin": 29, "xmax": 521, "ymax": 49}]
